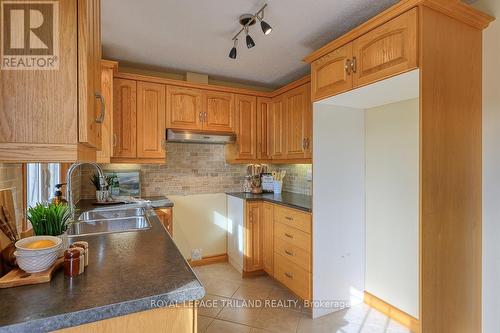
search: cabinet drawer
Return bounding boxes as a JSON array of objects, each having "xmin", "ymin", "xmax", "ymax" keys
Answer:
[
  {"xmin": 274, "ymin": 222, "xmax": 311, "ymax": 252},
  {"xmin": 275, "ymin": 237, "xmax": 311, "ymax": 272},
  {"xmin": 274, "ymin": 253, "xmax": 311, "ymax": 300},
  {"xmin": 274, "ymin": 205, "xmax": 311, "ymax": 234}
]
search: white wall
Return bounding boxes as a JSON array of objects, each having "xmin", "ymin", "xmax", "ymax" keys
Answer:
[
  {"xmin": 312, "ymin": 103, "xmax": 366, "ymax": 318},
  {"xmin": 169, "ymin": 193, "xmax": 228, "ymax": 259},
  {"xmin": 365, "ymin": 99, "xmax": 419, "ymax": 318},
  {"xmin": 471, "ymin": 1, "xmax": 500, "ymax": 332}
]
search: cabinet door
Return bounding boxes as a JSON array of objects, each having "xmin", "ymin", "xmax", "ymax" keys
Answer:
[
  {"xmin": 257, "ymin": 97, "xmax": 271, "ymax": 160},
  {"xmin": 284, "ymin": 84, "xmax": 311, "ymax": 159},
  {"xmin": 137, "ymin": 82, "xmax": 166, "ymax": 159},
  {"xmin": 352, "ymin": 8, "xmax": 417, "ymax": 87},
  {"xmin": 203, "ymin": 91, "xmax": 234, "ymax": 132},
  {"xmin": 155, "ymin": 208, "xmax": 173, "ymax": 236},
  {"xmin": 311, "ymin": 43, "xmax": 353, "ymax": 101},
  {"xmin": 245, "ymin": 202, "xmax": 263, "ymax": 272},
  {"xmin": 262, "ymin": 203, "xmax": 274, "ymax": 276},
  {"xmin": 113, "ymin": 79, "xmax": 137, "ymax": 158},
  {"xmin": 77, "ymin": 0, "xmax": 102, "ymax": 149},
  {"xmin": 234, "ymin": 95, "xmax": 257, "ymax": 160},
  {"xmin": 166, "ymin": 86, "xmax": 203, "ymax": 130},
  {"xmin": 270, "ymin": 96, "xmax": 286, "ymax": 160}
]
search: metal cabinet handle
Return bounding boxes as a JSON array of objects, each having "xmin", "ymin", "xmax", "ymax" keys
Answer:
[
  {"xmin": 285, "ymin": 216, "xmax": 294, "ymax": 221},
  {"xmin": 351, "ymin": 56, "xmax": 357, "ymax": 73},
  {"xmin": 113, "ymin": 133, "xmax": 117, "ymax": 147},
  {"xmin": 302, "ymin": 138, "xmax": 307, "ymax": 149},
  {"xmin": 199, "ymin": 112, "xmax": 203, "ymax": 122},
  {"xmin": 284, "ymin": 272, "xmax": 293, "ymax": 279},
  {"xmin": 203, "ymin": 112, "xmax": 208, "ymax": 122},
  {"xmin": 345, "ymin": 59, "xmax": 352, "ymax": 75},
  {"xmin": 284, "ymin": 232, "xmax": 294, "ymax": 239},
  {"xmin": 284, "ymin": 250, "xmax": 294, "ymax": 256},
  {"xmin": 95, "ymin": 92, "xmax": 105, "ymax": 123}
]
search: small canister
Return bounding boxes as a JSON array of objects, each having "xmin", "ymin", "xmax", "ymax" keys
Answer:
[
  {"xmin": 64, "ymin": 249, "xmax": 81, "ymax": 278},
  {"xmin": 70, "ymin": 245, "xmax": 85, "ymax": 274},
  {"xmin": 72, "ymin": 241, "xmax": 89, "ymax": 267}
]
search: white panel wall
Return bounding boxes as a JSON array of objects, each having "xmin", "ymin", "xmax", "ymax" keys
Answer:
[
  {"xmin": 312, "ymin": 103, "xmax": 365, "ymax": 318},
  {"xmin": 169, "ymin": 193, "xmax": 228, "ymax": 259},
  {"xmin": 472, "ymin": 1, "xmax": 500, "ymax": 332},
  {"xmin": 365, "ymin": 98, "xmax": 419, "ymax": 318},
  {"xmin": 227, "ymin": 195, "xmax": 244, "ymax": 273}
]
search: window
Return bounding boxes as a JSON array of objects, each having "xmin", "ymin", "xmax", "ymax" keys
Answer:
[{"xmin": 26, "ymin": 163, "xmax": 61, "ymax": 208}]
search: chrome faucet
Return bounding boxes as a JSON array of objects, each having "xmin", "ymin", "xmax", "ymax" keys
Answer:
[{"xmin": 66, "ymin": 162, "xmax": 107, "ymax": 219}]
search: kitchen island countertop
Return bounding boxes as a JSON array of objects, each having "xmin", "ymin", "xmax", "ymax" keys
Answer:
[{"xmin": 0, "ymin": 203, "xmax": 203, "ymax": 333}]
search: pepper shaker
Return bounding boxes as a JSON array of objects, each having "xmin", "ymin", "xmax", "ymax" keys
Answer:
[{"xmin": 64, "ymin": 249, "xmax": 80, "ymax": 278}]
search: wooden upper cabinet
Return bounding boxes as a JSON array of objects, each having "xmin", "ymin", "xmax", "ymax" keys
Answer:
[
  {"xmin": 257, "ymin": 97, "xmax": 271, "ymax": 160},
  {"xmin": 262, "ymin": 203, "xmax": 274, "ymax": 276},
  {"xmin": 352, "ymin": 8, "xmax": 418, "ymax": 87},
  {"xmin": 166, "ymin": 86, "xmax": 203, "ymax": 130},
  {"xmin": 137, "ymin": 82, "xmax": 166, "ymax": 159},
  {"xmin": 311, "ymin": 43, "xmax": 353, "ymax": 101},
  {"xmin": 270, "ymin": 96, "xmax": 286, "ymax": 160},
  {"xmin": 203, "ymin": 91, "xmax": 234, "ymax": 132},
  {"xmin": 284, "ymin": 84, "xmax": 311, "ymax": 159},
  {"xmin": 245, "ymin": 202, "xmax": 263, "ymax": 272},
  {"xmin": 78, "ymin": 0, "xmax": 102, "ymax": 149},
  {"xmin": 96, "ymin": 61, "xmax": 117, "ymax": 163},
  {"xmin": 233, "ymin": 95, "xmax": 257, "ymax": 160},
  {"xmin": 113, "ymin": 79, "xmax": 137, "ymax": 158}
]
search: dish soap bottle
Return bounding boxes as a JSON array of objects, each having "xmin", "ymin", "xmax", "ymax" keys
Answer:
[{"xmin": 51, "ymin": 183, "xmax": 68, "ymax": 205}]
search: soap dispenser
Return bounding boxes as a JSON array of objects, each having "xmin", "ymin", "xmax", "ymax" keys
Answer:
[{"xmin": 51, "ymin": 183, "xmax": 68, "ymax": 205}]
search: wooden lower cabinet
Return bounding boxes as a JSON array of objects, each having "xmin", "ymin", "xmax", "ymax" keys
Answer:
[
  {"xmin": 243, "ymin": 201, "xmax": 312, "ymax": 300},
  {"xmin": 155, "ymin": 208, "xmax": 173, "ymax": 236},
  {"xmin": 274, "ymin": 252, "xmax": 311, "ymax": 300},
  {"xmin": 262, "ymin": 203, "xmax": 274, "ymax": 275},
  {"xmin": 54, "ymin": 304, "xmax": 197, "ymax": 333},
  {"xmin": 244, "ymin": 202, "xmax": 263, "ymax": 272}
]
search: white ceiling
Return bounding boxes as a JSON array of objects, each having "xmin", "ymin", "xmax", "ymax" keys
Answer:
[{"xmin": 101, "ymin": 0, "xmax": 399, "ymax": 88}]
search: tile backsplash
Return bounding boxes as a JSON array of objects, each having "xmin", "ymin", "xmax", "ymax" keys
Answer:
[{"xmin": 78, "ymin": 143, "xmax": 312, "ymax": 200}]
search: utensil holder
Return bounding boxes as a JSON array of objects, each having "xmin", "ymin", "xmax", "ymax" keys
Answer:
[{"xmin": 273, "ymin": 180, "xmax": 283, "ymax": 194}]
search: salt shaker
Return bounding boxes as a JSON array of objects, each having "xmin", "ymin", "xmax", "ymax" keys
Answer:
[{"xmin": 71, "ymin": 241, "xmax": 89, "ymax": 267}]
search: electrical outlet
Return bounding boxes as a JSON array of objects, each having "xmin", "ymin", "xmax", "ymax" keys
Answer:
[
  {"xmin": 305, "ymin": 169, "xmax": 313, "ymax": 181},
  {"xmin": 191, "ymin": 248, "xmax": 202, "ymax": 261}
]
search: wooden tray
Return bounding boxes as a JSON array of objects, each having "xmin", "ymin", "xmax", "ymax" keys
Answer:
[{"xmin": 0, "ymin": 258, "xmax": 64, "ymax": 288}]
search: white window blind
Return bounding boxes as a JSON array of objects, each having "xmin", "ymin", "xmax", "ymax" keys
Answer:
[{"xmin": 26, "ymin": 163, "xmax": 61, "ymax": 208}]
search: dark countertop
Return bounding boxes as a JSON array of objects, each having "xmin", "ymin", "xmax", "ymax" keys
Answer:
[
  {"xmin": 226, "ymin": 191, "xmax": 312, "ymax": 212},
  {"xmin": 0, "ymin": 205, "xmax": 204, "ymax": 333}
]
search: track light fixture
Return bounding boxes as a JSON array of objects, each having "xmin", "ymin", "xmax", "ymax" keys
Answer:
[{"xmin": 228, "ymin": 4, "xmax": 272, "ymax": 59}]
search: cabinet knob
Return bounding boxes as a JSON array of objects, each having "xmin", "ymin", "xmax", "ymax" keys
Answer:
[
  {"xmin": 284, "ymin": 272, "xmax": 293, "ymax": 279},
  {"xmin": 284, "ymin": 250, "xmax": 294, "ymax": 256},
  {"xmin": 344, "ymin": 59, "xmax": 352, "ymax": 75},
  {"xmin": 284, "ymin": 232, "xmax": 294, "ymax": 239},
  {"xmin": 351, "ymin": 56, "xmax": 358, "ymax": 73},
  {"xmin": 285, "ymin": 216, "xmax": 294, "ymax": 221}
]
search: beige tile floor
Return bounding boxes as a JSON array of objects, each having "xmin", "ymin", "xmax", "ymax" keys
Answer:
[{"xmin": 194, "ymin": 262, "xmax": 413, "ymax": 333}]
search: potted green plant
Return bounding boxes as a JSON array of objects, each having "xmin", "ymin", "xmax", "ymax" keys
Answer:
[
  {"xmin": 90, "ymin": 174, "xmax": 111, "ymax": 202},
  {"xmin": 26, "ymin": 203, "xmax": 72, "ymax": 256}
]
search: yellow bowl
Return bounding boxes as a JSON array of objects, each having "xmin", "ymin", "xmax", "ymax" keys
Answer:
[{"xmin": 15, "ymin": 236, "xmax": 62, "ymax": 255}]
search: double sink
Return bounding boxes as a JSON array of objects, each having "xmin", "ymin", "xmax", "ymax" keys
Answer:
[{"xmin": 68, "ymin": 207, "xmax": 152, "ymax": 237}]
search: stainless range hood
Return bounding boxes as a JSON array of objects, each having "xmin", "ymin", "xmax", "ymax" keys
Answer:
[{"xmin": 166, "ymin": 129, "xmax": 236, "ymax": 144}]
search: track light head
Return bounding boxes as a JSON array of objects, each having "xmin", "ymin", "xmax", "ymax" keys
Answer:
[
  {"xmin": 246, "ymin": 34, "xmax": 255, "ymax": 49},
  {"xmin": 229, "ymin": 39, "xmax": 237, "ymax": 59},
  {"xmin": 260, "ymin": 20, "xmax": 272, "ymax": 35}
]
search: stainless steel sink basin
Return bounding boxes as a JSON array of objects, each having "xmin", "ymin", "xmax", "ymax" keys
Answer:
[
  {"xmin": 68, "ymin": 216, "xmax": 151, "ymax": 237},
  {"xmin": 78, "ymin": 208, "xmax": 144, "ymax": 221}
]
